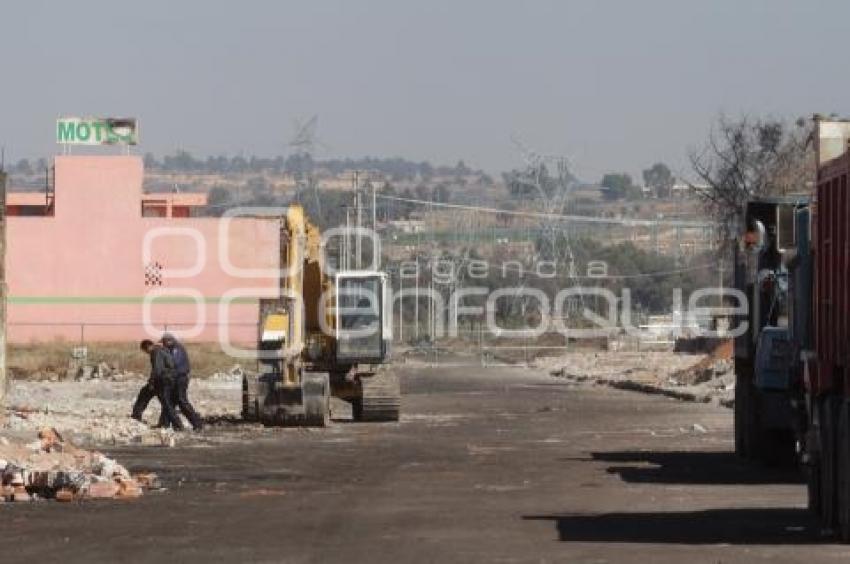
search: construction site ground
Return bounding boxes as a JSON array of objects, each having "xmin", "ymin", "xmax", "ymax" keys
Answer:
[{"xmin": 2, "ymin": 354, "xmax": 848, "ymax": 563}]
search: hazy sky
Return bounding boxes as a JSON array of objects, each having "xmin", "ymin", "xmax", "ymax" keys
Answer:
[{"xmin": 2, "ymin": 0, "xmax": 848, "ymax": 179}]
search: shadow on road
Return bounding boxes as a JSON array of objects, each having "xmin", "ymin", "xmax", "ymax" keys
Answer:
[
  {"xmin": 523, "ymin": 508, "xmax": 828, "ymax": 544},
  {"xmin": 584, "ymin": 450, "xmax": 803, "ymax": 485}
]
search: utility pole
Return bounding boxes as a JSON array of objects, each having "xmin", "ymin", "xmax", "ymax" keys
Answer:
[
  {"xmin": 398, "ymin": 267, "xmax": 404, "ymax": 343},
  {"xmin": 354, "ymin": 171, "xmax": 362, "ymax": 269},
  {"xmin": 429, "ymin": 256, "xmax": 434, "ymax": 341},
  {"xmin": 414, "ymin": 257, "xmax": 419, "ymax": 339},
  {"xmin": 344, "ymin": 207, "xmax": 351, "ymax": 271},
  {"xmin": 371, "ymin": 180, "xmax": 377, "ymax": 234}
]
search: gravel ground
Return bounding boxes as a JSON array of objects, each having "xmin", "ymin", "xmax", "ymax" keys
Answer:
[
  {"xmin": 2, "ymin": 361, "xmax": 845, "ymax": 563},
  {"xmin": 2, "ymin": 373, "xmax": 246, "ymax": 448}
]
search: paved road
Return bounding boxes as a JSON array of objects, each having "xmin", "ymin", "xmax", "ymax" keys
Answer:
[{"xmin": 4, "ymin": 362, "xmax": 850, "ymax": 563}]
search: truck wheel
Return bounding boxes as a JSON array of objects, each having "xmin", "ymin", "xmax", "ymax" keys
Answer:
[
  {"xmin": 807, "ymin": 404, "xmax": 822, "ymax": 515},
  {"xmin": 837, "ymin": 401, "xmax": 850, "ymax": 541},
  {"xmin": 744, "ymin": 378, "xmax": 762, "ymax": 460},
  {"xmin": 809, "ymin": 452, "xmax": 823, "ymax": 515},
  {"xmin": 820, "ymin": 397, "xmax": 839, "ymax": 529},
  {"xmin": 734, "ymin": 371, "xmax": 748, "ymax": 457}
]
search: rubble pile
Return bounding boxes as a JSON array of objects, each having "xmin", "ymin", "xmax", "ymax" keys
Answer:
[
  {"xmin": 3, "ymin": 366, "xmax": 248, "ymax": 447},
  {"xmin": 209, "ymin": 364, "xmax": 245, "ymax": 383},
  {"xmin": 0, "ymin": 428, "xmax": 159, "ymax": 503},
  {"xmin": 548, "ymin": 344, "xmax": 736, "ymax": 407},
  {"xmin": 4, "ymin": 403, "xmax": 162, "ymax": 446},
  {"xmin": 73, "ymin": 362, "xmax": 142, "ymax": 382}
]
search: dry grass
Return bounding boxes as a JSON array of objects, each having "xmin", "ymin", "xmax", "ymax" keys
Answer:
[{"xmin": 8, "ymin": 341, "xmax": 249, "ymax": 380}]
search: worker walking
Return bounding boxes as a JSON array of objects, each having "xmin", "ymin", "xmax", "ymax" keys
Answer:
[
  {"xmin": 133, "ymin": 339, "xmax": 184, "ymax": 431},
  {"xmin": 161, "ymin": 333, "xmax": 204, "ymax": 431}
]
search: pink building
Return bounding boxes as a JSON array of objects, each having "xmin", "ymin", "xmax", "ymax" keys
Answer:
[{"xmin": 6, "ymin": 156, "xmax": 281, "ymax": 344}]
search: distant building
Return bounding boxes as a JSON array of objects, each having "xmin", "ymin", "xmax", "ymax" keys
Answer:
[
  {"xmin": 6, "ymin": 156, "xmax": 281, "ymax": 343},
  {"xmin": 386, "ymin": 219, "xmax": 426, "ymax": 234},
  {"xmin": 316, "ymin": 171, "xmax": 386, "ymax": 191}
]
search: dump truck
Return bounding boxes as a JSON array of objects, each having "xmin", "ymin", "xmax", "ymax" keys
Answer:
[
  {"xmin": 242, "ymin": 205, "xmax": 399, "ymax": 426},
  {"xmin": 733, "ymin": 196, "xmax": 807, "ymax": 463},
  {"xmin": 795, "ymin": 117, "xmax": 850, "ymax": 539},
  {"xmin": 734, "ymin": 118, "xmax": 850, "ymax": 540}
]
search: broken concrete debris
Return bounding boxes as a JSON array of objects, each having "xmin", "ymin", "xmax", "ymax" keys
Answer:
[
  {"xmin": 547, "ymin": 343, "xmax": 735, "ymax": 407},
  {"xmin": 0, "ymin": 427, "xmax": 159, "ymax": 503}
]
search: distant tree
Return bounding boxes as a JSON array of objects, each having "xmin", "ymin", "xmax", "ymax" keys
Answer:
[
  {"xmin": 129, "ymin": 152, "xmax": 483, "ymax": 182},
  {"xmin": 163, "ymin": 150, "xmax": 199, "ymax": 172},
  {"xmin": 230, "ymin": 155, "xmax": 249, "ymax": 174},
  {"xmin": 600, "ymin": 173, "xmax": 638, "ymax": 201},
  {"xmin": 144, "ymin": 153, "xmax": 158, "ymax": 170},
  {"xmin": 247, "ymin": 176, "xmax": 268, "ymax": 195},
  {"xmin": 398, "ymin": 188, "xmax": 417, "ymax": 218},
  {"xmin": 414, "ymin": 184, "xmax": 430, "ymax": 201},
  {"xmin": 642, "ymin": 162, "xmax": 675, "ymax": 198},
  {"xmin": 419, "ymin": 161, "xmax": 434, "ymax": 181},
  {"xmin": 689, "ymin": 115, "xmax": 813, "ymax": 237},
  {"xmin": 455, "ymin": 160, "xmax": 471, "ymax": 176},
  {"xmin": 292, "ymin": 188, "xmax": 350, "ymax": 229},
  {"xmin": 284, "ymin": 153, "xmax": 313, "ymax": 176},
  {"xmin": 206, "ymin": 186, "xmax": 232, "ymax": 216},
  {"xmin": 14, "ymin": 158, "xmax": 32, "ymax": 175},
  {"xmin": 432, "ymin": 183, "xmax": 450, "ymax": 203},
  {"xmin": 478, "ymin": 173, "xmax": 494, "ymax": 187}
]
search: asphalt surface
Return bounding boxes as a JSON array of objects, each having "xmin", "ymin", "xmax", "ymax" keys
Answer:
[{"xmin": 4, "ymin": 361, "xmax": 850, "ymax": 563}]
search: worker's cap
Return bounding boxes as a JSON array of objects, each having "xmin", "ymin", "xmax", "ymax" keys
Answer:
[{"xmin": 160, "ymin": 332, "xmax": 178, "ymax": 344}]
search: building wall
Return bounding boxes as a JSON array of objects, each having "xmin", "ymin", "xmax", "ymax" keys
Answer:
[{"xmin": 6, "ymin": 156, "xmax": 281, "ymax": 343}]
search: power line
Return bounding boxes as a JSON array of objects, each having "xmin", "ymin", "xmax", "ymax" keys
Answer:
[
  {"xmin": 408, "ymin": 258, "xmax": 719, "ymax": 281},
  {"xmin": 376, "ymin": 194, "xmax": 716, "ymax": 229}
]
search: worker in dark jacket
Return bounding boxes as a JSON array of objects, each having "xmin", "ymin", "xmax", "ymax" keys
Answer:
[
  {"xmin": 132, "ymin": 339, "xmax": 184, "ymax": 431},
  {"xmin": 160, "ymin": 333, "xmax": 204, "ymax": 431}
]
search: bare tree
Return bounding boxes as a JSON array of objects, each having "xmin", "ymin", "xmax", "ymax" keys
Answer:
[{"xmin": 689, "ymin": 115, "xmax": 813, "ymax": 238}]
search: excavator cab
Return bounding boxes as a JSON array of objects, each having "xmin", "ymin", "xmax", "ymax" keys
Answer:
[{"xmin": 335, "ymin": 271, "xmax": 391, "ymax": 365}]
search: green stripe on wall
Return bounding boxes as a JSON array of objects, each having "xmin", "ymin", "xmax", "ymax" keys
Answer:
[{"xmin": 8, "ymin": 296, "xmax": 261, "ymax": 305}]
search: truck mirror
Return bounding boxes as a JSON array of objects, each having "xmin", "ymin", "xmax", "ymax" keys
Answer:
[{"xmin": 776, "ymin": 204, "xmax": 796, "ymax": 251}]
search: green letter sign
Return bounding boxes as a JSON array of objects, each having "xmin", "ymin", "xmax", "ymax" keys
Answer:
[{"xmin": 56, "ymin": 117, "xmax": 139, "ymax": 146}]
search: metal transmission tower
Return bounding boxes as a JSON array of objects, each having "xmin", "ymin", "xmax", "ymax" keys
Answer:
[
  {"xmin": 510, "ymin": 134, "xmax": 577, "ymax": 217},
  {"xmin": 287, "ymin": 115, "xmax": 328, "ymax": 218},
  {"xmin": 289, "ymin": 115, "xmax": 322, "ymax": 156},
  {"xmin": 509, "ymin": 135, "xmax": 585, "ymax": 319}
]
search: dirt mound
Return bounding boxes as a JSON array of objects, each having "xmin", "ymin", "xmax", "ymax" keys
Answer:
[{"xmin": 670, "ymin": 340, "xmax": 733, "ymax": 386}]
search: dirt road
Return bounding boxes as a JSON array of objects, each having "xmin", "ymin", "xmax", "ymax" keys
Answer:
[{"xmin": 3, "ymin": 362, "xmax": 849, "ymax": 563}]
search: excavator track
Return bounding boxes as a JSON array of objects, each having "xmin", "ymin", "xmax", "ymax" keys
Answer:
[{"xmin": 353, "ymin": 368, "xmax": 400, "ymax": 422}]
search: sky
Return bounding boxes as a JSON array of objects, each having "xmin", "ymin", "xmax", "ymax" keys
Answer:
[{"xmin": 2, "ymin": 0, "xmax": 849, "ymax": 180}]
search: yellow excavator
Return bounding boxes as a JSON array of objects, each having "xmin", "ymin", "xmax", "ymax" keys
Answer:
[{"xmin": 242, "ymin": 205, "xmax": 399, "ymax": 426}]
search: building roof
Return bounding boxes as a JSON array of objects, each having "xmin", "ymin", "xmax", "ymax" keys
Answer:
[
  {"xmin": 7, "ymin": 192, "xmax": 51, "ymax": 206},
  {"xmin": 142, "ymin": 192, "xmax": 208, "ymax": 206},
  {"xmin": 8, "ymin": 191, "xmax": 208, "ymax": 207}
]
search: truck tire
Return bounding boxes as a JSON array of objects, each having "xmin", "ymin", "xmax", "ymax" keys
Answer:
[
  {"xmin": 734, "ymin": 371, "xmax": 747, "ymax": 457},
  {"xmin": 743, "ymin": 378, "xmax": 762, "ymax": 460},
  {"xmin": 837, "ymin": 401, "xmax": 850, "ymax": 541},
  {"xmin": 807, "ymin": 405, "xmax": 823, "ymax": 515},
  {"xmin": 820, "ymin": 397, "xmax": 839, "ymax": 529}
]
